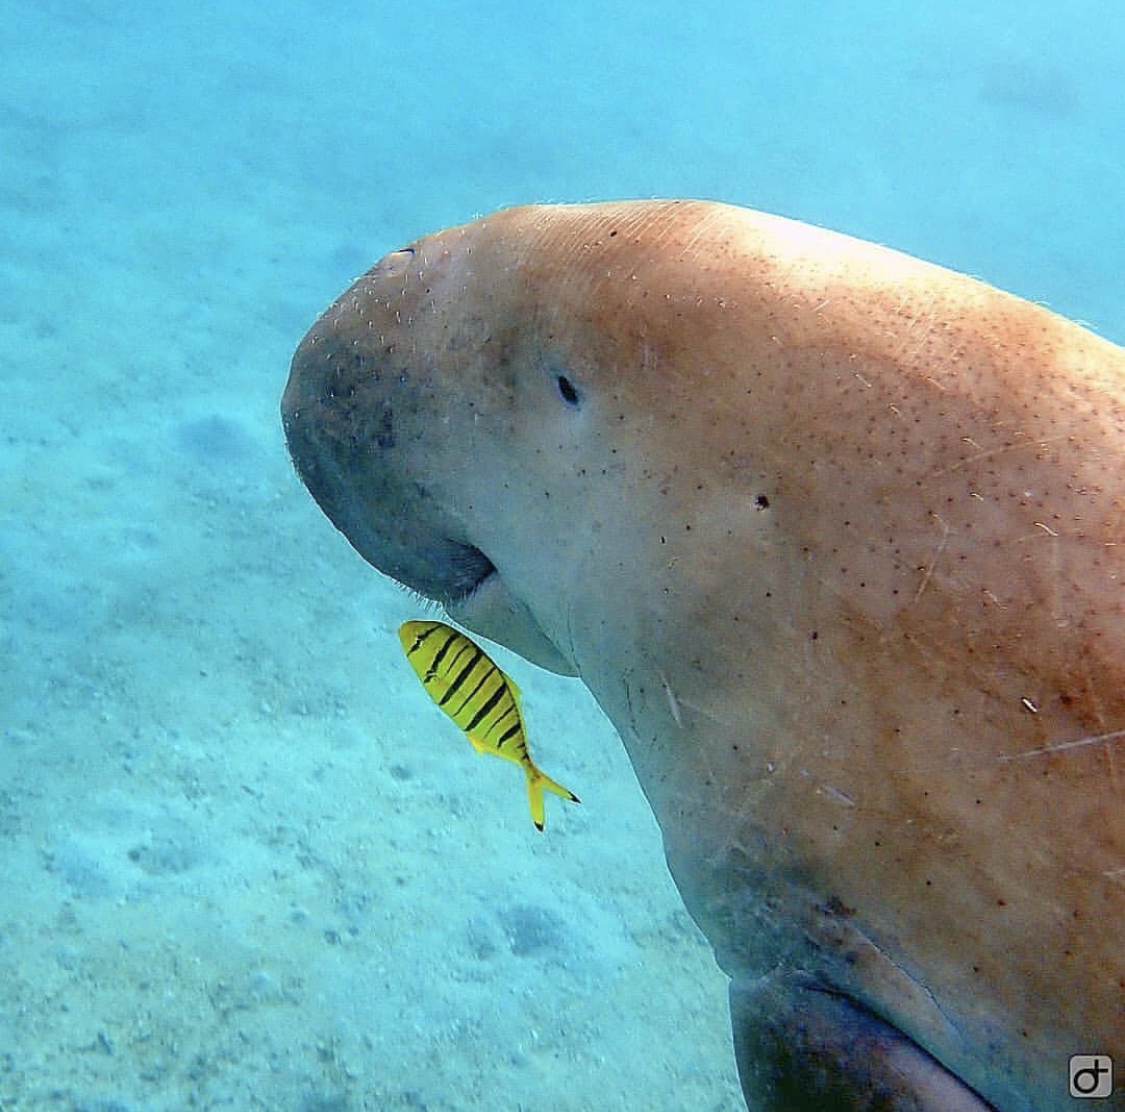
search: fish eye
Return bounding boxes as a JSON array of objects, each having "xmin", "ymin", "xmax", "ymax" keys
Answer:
[{"xmin": 555, "ymin": 373, "xmax": 581, "ymax": 408}]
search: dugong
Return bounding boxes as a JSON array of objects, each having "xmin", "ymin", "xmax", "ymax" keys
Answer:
[{"xmin": 281, "ymin": 200, "xmax": 1123, "ymax": 1111}]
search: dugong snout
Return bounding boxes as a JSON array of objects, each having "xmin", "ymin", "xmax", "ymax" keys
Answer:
[{"xmin": 282, "ymin": 307, "xmax": 498, "ymax": 604}]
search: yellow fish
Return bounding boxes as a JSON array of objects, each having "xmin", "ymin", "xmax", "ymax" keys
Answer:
[{"xmin": 398, "ymin": 619, "xmax": 580, "ymax": 831}]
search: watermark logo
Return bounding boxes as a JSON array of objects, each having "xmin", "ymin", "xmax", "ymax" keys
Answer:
[{"xmin": 1069, "ymin": 1055, "xmax": 1114, "ymax": 1099}]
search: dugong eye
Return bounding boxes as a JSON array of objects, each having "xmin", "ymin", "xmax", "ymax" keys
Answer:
[{"xmin": 555, "ymin": 373, "xmax": 581, "ymax": 408}]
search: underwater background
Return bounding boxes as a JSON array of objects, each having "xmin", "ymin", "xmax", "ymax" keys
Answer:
[{"xmin": 1, "ymin": 1, "xmax": 1122, "ymax": 1109}]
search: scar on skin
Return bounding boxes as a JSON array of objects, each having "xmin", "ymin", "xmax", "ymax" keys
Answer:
[
  {"xmin": 998, "ymin": 729, "xmax": 1124, "ymax": 763},
  {"xmin": 930, "ymin": 433, "xmax": 1071, "ymax": 477},
  {"xmin": 913, "ymin": 512, "xmax": 950, "ymax": 602},
  {"xmin": 914, "ymin": 729, "xmax": 1123, "ymax": 775},
  {"xmin": 659, "ymin": 668, "xmax": 684, "ymax": 728},
  {"xmin": 654, "ymin": 667, "xmax": 731, "ymax": 729},
  {"xmin": 819, "ymin": 784, "xmax": 856, "ymax": 807}
]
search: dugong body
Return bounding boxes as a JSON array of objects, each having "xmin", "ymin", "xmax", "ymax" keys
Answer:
[{"xmin": 282, "ymin": 200, "xmax": 1123, "ymax": 1111}]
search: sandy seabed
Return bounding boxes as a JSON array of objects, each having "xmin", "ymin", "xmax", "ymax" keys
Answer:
[{"xmin": 0, "ymin": 243, "xmax": 743, "ymax": 1110}]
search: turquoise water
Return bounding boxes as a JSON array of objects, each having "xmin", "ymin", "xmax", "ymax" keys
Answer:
[{"xmin": 1, "ymin": 2, "xmax": 1121, "ymax": 1109}]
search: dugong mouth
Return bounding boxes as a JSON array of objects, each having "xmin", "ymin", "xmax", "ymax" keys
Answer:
[
  {"xmin": 280, "ymin": 377, "xmax": 497, "ymax": 606},
  {"xmin": 425, "ymin": 543, "xmax": 497, "ymax": 608}
]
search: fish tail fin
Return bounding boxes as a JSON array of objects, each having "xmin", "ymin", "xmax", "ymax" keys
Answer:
[{"xmin": 525, "ymin": 765, "xmax": 581, "ymax": 831}]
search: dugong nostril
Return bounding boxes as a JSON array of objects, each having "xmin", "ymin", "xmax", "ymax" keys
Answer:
[{"xmin": 443, "ymin": 544, "xmax": 497, "ymax": 604}]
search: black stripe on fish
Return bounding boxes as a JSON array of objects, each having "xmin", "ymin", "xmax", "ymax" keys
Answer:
[
  {"xmin": 479, "ymin": 705, "xmax": 519, "ymax": 744},
  {"xmin": 464, "ymin": 673, "xmax": 509, "ymax": 734},
  {"xmin": 438, "ymin": 644, "xmax": 484, "ymax": 706},
  {"xmin": 403, "ymin": 621, "xmax": 440, "ymax": 658},
  {"xmin": 433, "ymin": 627, "xmax": 468, "ymax": 672},
  {"xmin": 451, "ymin": 660, "xmax": 495, "ymax": 721}
]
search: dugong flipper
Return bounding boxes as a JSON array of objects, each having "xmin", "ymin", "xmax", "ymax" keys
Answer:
[{"xmin": 282, "ymin": 200, "xmax": 1124, "ymax": 1111}]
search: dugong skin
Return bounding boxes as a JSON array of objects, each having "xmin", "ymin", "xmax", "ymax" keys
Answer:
[{"xmin": 282, "ymin": 200, "xmax": 1124, "ymax": 1111}]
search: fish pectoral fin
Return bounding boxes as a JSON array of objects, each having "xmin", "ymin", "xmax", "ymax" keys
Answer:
[
  {"xmin": 525, "ymin": 766, "xmax": 581, "ymax": 832},
  {"xmin": 466, "ymin": 733, "xmax": 490, "ymax": 755}
]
